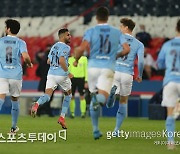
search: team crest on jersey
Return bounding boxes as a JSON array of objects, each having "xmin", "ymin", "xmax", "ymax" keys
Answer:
[{"xmin": 63, "ymin": 51, "xmax": 67, "ymax": 55}]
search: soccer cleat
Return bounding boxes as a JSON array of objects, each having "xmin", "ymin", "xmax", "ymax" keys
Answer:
[
  {"xmin": 58, "ymin": 116, "xmax": 67, "ymax": 129},
  {"xmin": 10, "ymin": 126, "xmax": 19, "ymax": 134},
  {"xmin": 172, "ymin": 99, "xmax": 180, "ymax": 119},
  {"xmin": 31, "ymin": 102, "xmax": 39, "ymax": 118},
  {"xmin": 106, "ymin": 85, "xmax": 117, "ymax": 108},
  {"xmin": 93, "ymin": 130, "xmax": 102, "ymax": 140}
]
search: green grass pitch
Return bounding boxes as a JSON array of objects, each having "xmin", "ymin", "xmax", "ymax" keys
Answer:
[{"xmin": 0, "ymin": 115, "xmax": 180, "ymax": 154}]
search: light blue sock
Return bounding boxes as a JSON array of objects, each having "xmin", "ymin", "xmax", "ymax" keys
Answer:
[
  {"xmin": 114, "ymin": 103, "xmax": 127, "ymax": 132},
  {"xmin": 166, "ymin": 116, "xmax": 175, "ymax": 142},
  {"xmin": 90, "ymin": 97, "xmax": 100, "ymax": 132},
  {"xmin": 0, "ymin": 98, "xmax": 5, "ymax": 110},
  {"xmin": 11, "ymin": 101, "xmax": 19, "ymax": 128},
  {"xmin": 37, "ymin": 94, "xmax": 50, "ymax": 105},
  {"xmin": 61, "ymin": 94, "xmax": 72, "ymax": 116},
  {"xmin": 96, "ymin": 94, "xmax": 106, "ymax": 105}
]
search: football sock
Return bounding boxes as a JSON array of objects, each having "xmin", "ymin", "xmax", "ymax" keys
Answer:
[
  {"xmin": 37, "ymin": 94, "xmax": 50, "ymax": 105},
  {"xmin": 11, "ymin": 101, "xmax": 19, "ymax": 128},
  {"xmin": 70, "ymin": 99, "xmax": 75, "ymax": 116},
  {"xmin": 90, "ymin": 94, "xmax": 99, "ymax": 132},
  {"xmin": 114, "ymin": 103, "xmax": 127, "ymax": 132},
  {"xmin": 96, "ymin": 94, "xmax": 106, "ymax": 105},
  {"xmin": 0, "ymin": 98, "xmax": 5, "ymax": 110},
  {"xmin": 61, "ymin": 94, "xmax": 72, "ymax": 117},
  {"xmin": 166, "ymin": 116, "xmax": 175, "ymax": 142},
  {"xmin": 80, "ymin": 99, "xmax": 86, "ymax": 116}
]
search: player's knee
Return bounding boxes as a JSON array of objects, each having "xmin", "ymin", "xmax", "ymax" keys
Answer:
[{"xmin": 96, "ymin": 94, "xmax": 106, "ymax": 104}]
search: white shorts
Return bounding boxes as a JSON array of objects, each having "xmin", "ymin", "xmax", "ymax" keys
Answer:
[
  {"xmin": 88, "ymin": 68, "xmax": 114, "ymax": 94},
  {"xmin": 113, "ymin": 71, "xmax": 133, "ymax": 96},
  {"xmin": 46, "ymin": 75, "xmax": 71, "ymax": 92},
  {"xmin": 0, "ymin": 78, "xmax": 22, "ymax": 97},
  {"xmin": 162, "ymin": 82, "xmax": 180, "ymax": 107}
]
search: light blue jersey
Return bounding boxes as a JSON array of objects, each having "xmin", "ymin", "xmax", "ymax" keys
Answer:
[
  {"xmin": 83, "ymin": 24, "xmax": 126, "ymax": 70},
  {"xmin": 157, "ymin": 37, "xmax": 180, "ymax": 86},
  {"xmin": 115, "ymin": 34, "xmax": 144, "ymax": 77},
  {"xmin": 48, "ymin": 42, "xmax": 70, "ymax": 76},
  {"xmin": 0, "ymin": 35, "xmax": 27, "ymax": 80}
]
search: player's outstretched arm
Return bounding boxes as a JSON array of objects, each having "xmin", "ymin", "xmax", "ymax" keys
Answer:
[
  {"xmin": 74, "ymin": 40, "xmax": 89, "ymax": 66},
  {"xmin": 22, "ymin": 52, "xmax": 33, "ymax": 67},
  {"xmin": 116, "ymin": 43, "xmax": 130, "ymax": 59}
]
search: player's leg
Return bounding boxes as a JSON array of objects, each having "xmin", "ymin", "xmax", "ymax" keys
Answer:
[
  {"xmin": 9, "ymin": 79, "xmax": 22, "ymax": 133},
  {"xmin": 162, "ymin": 82, "xmax": 179, "ymax": 150},
  {"xmin": 114, "ymin": 72, "xmax": 133, "ymax": 133},
  {"xmin": 172, "ymin": 99, "xmax": 180, "ymax": 119},
  {"xmin": 106, "ymin": 71, "xmax": 120, "ymax": 108},
  {"xmin": 95, "ymin": 69, "xmax": 114, "ymax": 108},
  {"xmin": 0, "ymin": 94, "xmax": 6, "ymax": 111},
  {"xmin": 88, "ymin": 68, "xmax": 102, "ymax": 139},
  {"xmin": 114, "ymin": 96, "xmax": 128, "ymax": 133},
  {"xmin": 78, "ymin": 78, "xmax": 86, "ymax": 118},
  {"xmin": 0, "ymin": 78, "xmax": 9, "ymax": 110},
  {"xmin": 31, "ymin": 75, "xmax": 56, "ymax": 117},
  {"xmin": 58, "ymin": 76, "xmax": 72, "ymax": 129},
  {"xmin": 69, "ymin": 78, "xmax": 76, "ymax": 118}
]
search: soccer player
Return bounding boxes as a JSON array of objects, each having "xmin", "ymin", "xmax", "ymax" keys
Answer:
[
  {"xmin": 31, "ymin": 28, "xmax": 73, "ymax": 129},
  {"xmin": 68, "ymin": 55, "xmax": 88, "ymax": 118},
  {"xmin": 157, "ymin": 19, "xmax": 180, "ymax": 150},
  {"xmin": 74, "ymin": 7, "xmax": 130, "ymax": 139},
  {"xmin": 106, "ymin": 18, "xmax": 144, "ymax": 135},
  {"xmin": 0, "ymin": 19, "xmax": 33, "ymax": 133}
]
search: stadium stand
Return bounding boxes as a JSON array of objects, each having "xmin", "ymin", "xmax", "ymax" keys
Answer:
[{"xmin": 0, "ymin": 0, "xmax": 179, "ymax": 80}]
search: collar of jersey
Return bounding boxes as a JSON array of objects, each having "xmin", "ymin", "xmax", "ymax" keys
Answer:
[
  {"xmin": 124, "ymin": 33, "xmax": 133, "ymax": 37},
  {"xmin": 97, "ymin": 23, "xmax": 109, "ymax": 26},
  {"xmin": 7, "ymin": 35, "xmax": 17, "ymax": 37}
]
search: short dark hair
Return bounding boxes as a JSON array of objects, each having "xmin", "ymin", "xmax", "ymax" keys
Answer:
[
  {"xmin": 120, "ymin": 18, "xmax": 136, "ymax": 31},
  {"xmin": 96, "ymin": 6, "xmax": 109, "ymax": 22},
  {"xmin": 5, "ymin": 19, "xmax": 20, "ymax": 34},
  {"xmin": 176, "ymin": 19, "xmax": 180, "ymax": 32},
  {"xmin": 58, "ymin": 28, "xmax": 69, "ymax": 37}
]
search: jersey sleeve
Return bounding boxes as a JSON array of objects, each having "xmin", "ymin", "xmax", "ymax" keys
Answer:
[
  {"xmin": 119, "ymin": 32, "xmax": 127, "ymax": 45},
  {"xmin": 20, "ymin": 40, "xmax": 28, "ymax": 53},
  {"xmin": 83, "ymin": 29, "xmax": 92, "ymax": 43},
  {"xmin": 137, "ymin": 43, "xmax": 145, "ymax": 78},
  {"xmin": 157, "ymin": 44, "xmax": 166, "ymax": 69},
  {"xmin": 59, "ymin": 46, "xmax": 70, "ymax": 57}
]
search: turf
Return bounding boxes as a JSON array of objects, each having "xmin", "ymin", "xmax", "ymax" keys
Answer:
[{"xmin": 0, "ymin": 115, "xmax": 179, "ymax": 154}]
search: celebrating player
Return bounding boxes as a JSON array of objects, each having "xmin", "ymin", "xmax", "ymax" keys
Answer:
[
  {"xmin": 31, "ymin": 28, "xmax": 73, "ymax": 129},
  {"xmin": 74, "ymin": 7, "xmax": 130, "ymax": 139},
  {"xmin": 106, "ymin": 18, "xmax": 144, "ymax": 135},
  {"xmin": 157, "ymin": 19, "xmax": 180, "ymax": 150},
  {"xmin": 0, "ymin": 19, "xmax": 33, "ymax": 133}
]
